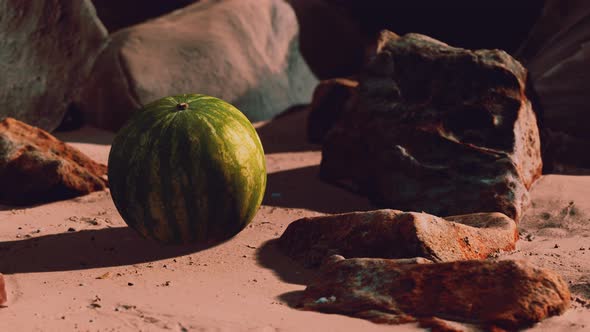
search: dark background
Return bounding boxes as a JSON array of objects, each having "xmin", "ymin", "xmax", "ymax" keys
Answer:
[{"xmin": 91, "ymin": 0, "xmax": 545, "ymax": 78}]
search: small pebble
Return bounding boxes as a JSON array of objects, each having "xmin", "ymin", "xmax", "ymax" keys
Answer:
[
  {"xmin": 67, "ymin": 227, "xmax": 76, "ymax": 232},
  {"xmin": 127, "ymin": 282, "xmax": 134, "ymax": 286}
]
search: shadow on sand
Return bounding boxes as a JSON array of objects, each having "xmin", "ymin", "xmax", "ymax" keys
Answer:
[
  {"xmin": 255, "ymin": 106, "xmax": 321, "ymax": 154},
  {"xmin": 52, "ymin": 126, "xmax": 116, "ymax": 145},
  {"xmin": 263, "ymin": 165, "xmax": 373, "ymax": 214},
  {"xmin": 256, "ymin": 239, "xmax": 313, "ymax": 308},
  {"xmin": 255, "ymin": 239, "xmax": 314, "ymax": 286},
  {"xmin": 0, "ymin": 226, "xmax": 220, "ymax": 274},
  {"xmin": 0, "ymin": 202, "xmax": 47, "ymax": 212}
]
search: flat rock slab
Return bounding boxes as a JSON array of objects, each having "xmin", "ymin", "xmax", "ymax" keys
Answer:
[
  {"xmin": 0, "ymin": 0, "xmax": 107, "ymax": 131},
  {"xmin": 0, "ymin": 118, "xmax": 108, "ymax": 205},
  {"xmin": 278, "ymin": 209, "xmax": 517, "ymax": 267},
  {"xmin": 78, "ymin": 0, "xmax": 318, "ymax": 131},
  {"xmin": 320, "ymin": 31, "xmax": 542, "ymax": 222},
  {"xmin": 299, "ymin": 257, "xmax": 571, "ymax": 330}
]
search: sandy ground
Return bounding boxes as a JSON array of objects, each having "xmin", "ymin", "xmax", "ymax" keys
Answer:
[{"xmin": 0, "ymin": 109, "xmax": 588, "ymax": 331}]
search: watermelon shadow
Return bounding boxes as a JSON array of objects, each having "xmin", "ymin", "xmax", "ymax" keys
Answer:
[
  {"xmin": 0, "ymin": 202, "xmax": 47, "ymax": 212},
  {"xmin": 0, "ymin": 226, "xmax": 218, "ymax": 274},
  {"xmin": 255, "ymin": 105, "xmax": 321, "ymax": 154},
  {"xmin": 264, "ymin": 165, "xmax": 373, "ymax": 214}
]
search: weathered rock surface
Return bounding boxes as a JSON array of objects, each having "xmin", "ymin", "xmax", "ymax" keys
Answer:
[
  {"xmin": 0, "ymin": 273, "xmax": 6, "ymax": 306},
  {"xmin": 91, "ymin": 0, "xmax": 197, "ymax": 32},
  {"xmin": 77, "ymin": 0, "xmax": 318, "ymax": 131},
  {"xmin": 278, "ymin": 209, "xmax": 517, "ymax": 267},
  {"xmin": 0, "ymin": 118, "xmax": 108, "ymax": 205},
  {"xmin": 516, "ymin": 0, "xmax": 590, "ymax": 172},
  {"xmin": 0, "ymin": 0, "xmax": 108, "ymax": 131},
  {"xmin": 307, "ymin": 78, "xmax": 358, "ymax": 144},
  {"xmin": 321, "ymin": 32, "xmax": 542, "ymax": 221},
  {"xmin": 299, "ymin": 256, "xmax": 571, "ymax": 330}
]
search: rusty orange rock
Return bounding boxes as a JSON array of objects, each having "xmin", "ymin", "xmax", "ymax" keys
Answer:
[
  {"xmin": 0, "ymin": 273, "xmax": 6, "ymax": 306},
  {"xmin": 299, "ymin": 257, "xmax": 571, "ymax": 330},
  {"xmin": 0, "ymin": 118, "xmax": 108, "ymax": 205},
  {"xmin": 278, "ymin": 209, "xmax": 517, "ymax": 267}
]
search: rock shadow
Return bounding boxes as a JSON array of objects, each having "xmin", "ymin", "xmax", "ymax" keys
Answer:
[
  {"xmin": 277, "ymin": 290, "xmax": 306, "ymax": 309},
  {"xmin": 263, "ymin": 165, "xmax": 373, "ymax": 214},
  {"xmin": 255, "ymin": 106, "xmax": 321, "ymax": 154},
  {"xmin": 255, "ymin": 239, "xmax": 314, "ymax": 286},
  {"xmin": 53, "ymin": 126, "xmax": 115, "ymax": 146}
]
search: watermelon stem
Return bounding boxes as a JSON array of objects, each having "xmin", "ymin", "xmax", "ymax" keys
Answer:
[{"xmin": 176, "ymin": 103, "xmax": 189, "ymax": 111}]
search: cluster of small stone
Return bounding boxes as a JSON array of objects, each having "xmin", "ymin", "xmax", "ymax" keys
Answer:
[{"xmin": 279, "ymin": 29, "xmax": 572, "ymax": 330}]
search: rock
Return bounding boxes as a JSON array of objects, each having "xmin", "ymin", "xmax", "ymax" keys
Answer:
[
  {"xmin": 77, "ymin": 0, "xmax": 318, "ymax": 131},
  {"xmin": 320, "ymin": 32, "xmax": 542, "ymax": 221},
  {"xmin": 91, "ymin": 0, "xmax": 197, "ymax": 32},
  {"xmin": 516, "ymin": 0, "xmax": 590, "ymax": 172},
  {"xmin": 278, "ymin": 209, "xmax": 517, "ymax": 268},
  {"xmin": 0, "ymin": 118, "xmax": 108, "ymax": 205},
  {"xmin": 307, "ymin": 78, "xmax": 358, "ymax": 144},
  {"xmin": 0, "ymin": 273, "xmax": 6, "ymax": 306},
  {"xmin": 0, "ymin": 0, "xmax": 108, "ymax": 131},
  {"xmin": 287, "ymin": 0, "xmax": 369, "ymax": 78},
  {"xmin": 299, "ymin": 257, "xmax": 571, "ymax": 330}
]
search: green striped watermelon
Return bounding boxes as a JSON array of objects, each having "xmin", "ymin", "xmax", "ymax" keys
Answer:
[{"xmin": 107, "ymin": 94, "xmax": 267, "ymax": 244}]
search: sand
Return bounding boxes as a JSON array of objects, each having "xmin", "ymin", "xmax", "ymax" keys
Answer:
[{"xmin": 0, "ymin": 109, "xmax": 588, "ymax": 331}]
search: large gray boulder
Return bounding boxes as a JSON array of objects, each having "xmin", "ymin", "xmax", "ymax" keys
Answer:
[
  {"xmin": 0, "ymin": 0, "xmax": 108, "ymax": 131},
  {"xmin": 78, "ymin": 0, "xmax": 318, "ymax": 131},
  {"xmin": 321, "ymin": 32, "xmax": 542, "ymax": 222}
]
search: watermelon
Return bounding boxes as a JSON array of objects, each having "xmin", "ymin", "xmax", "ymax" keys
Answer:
[{"xmin": 107, "ymin": 94, "xmax": 267, "ymax": 244}]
